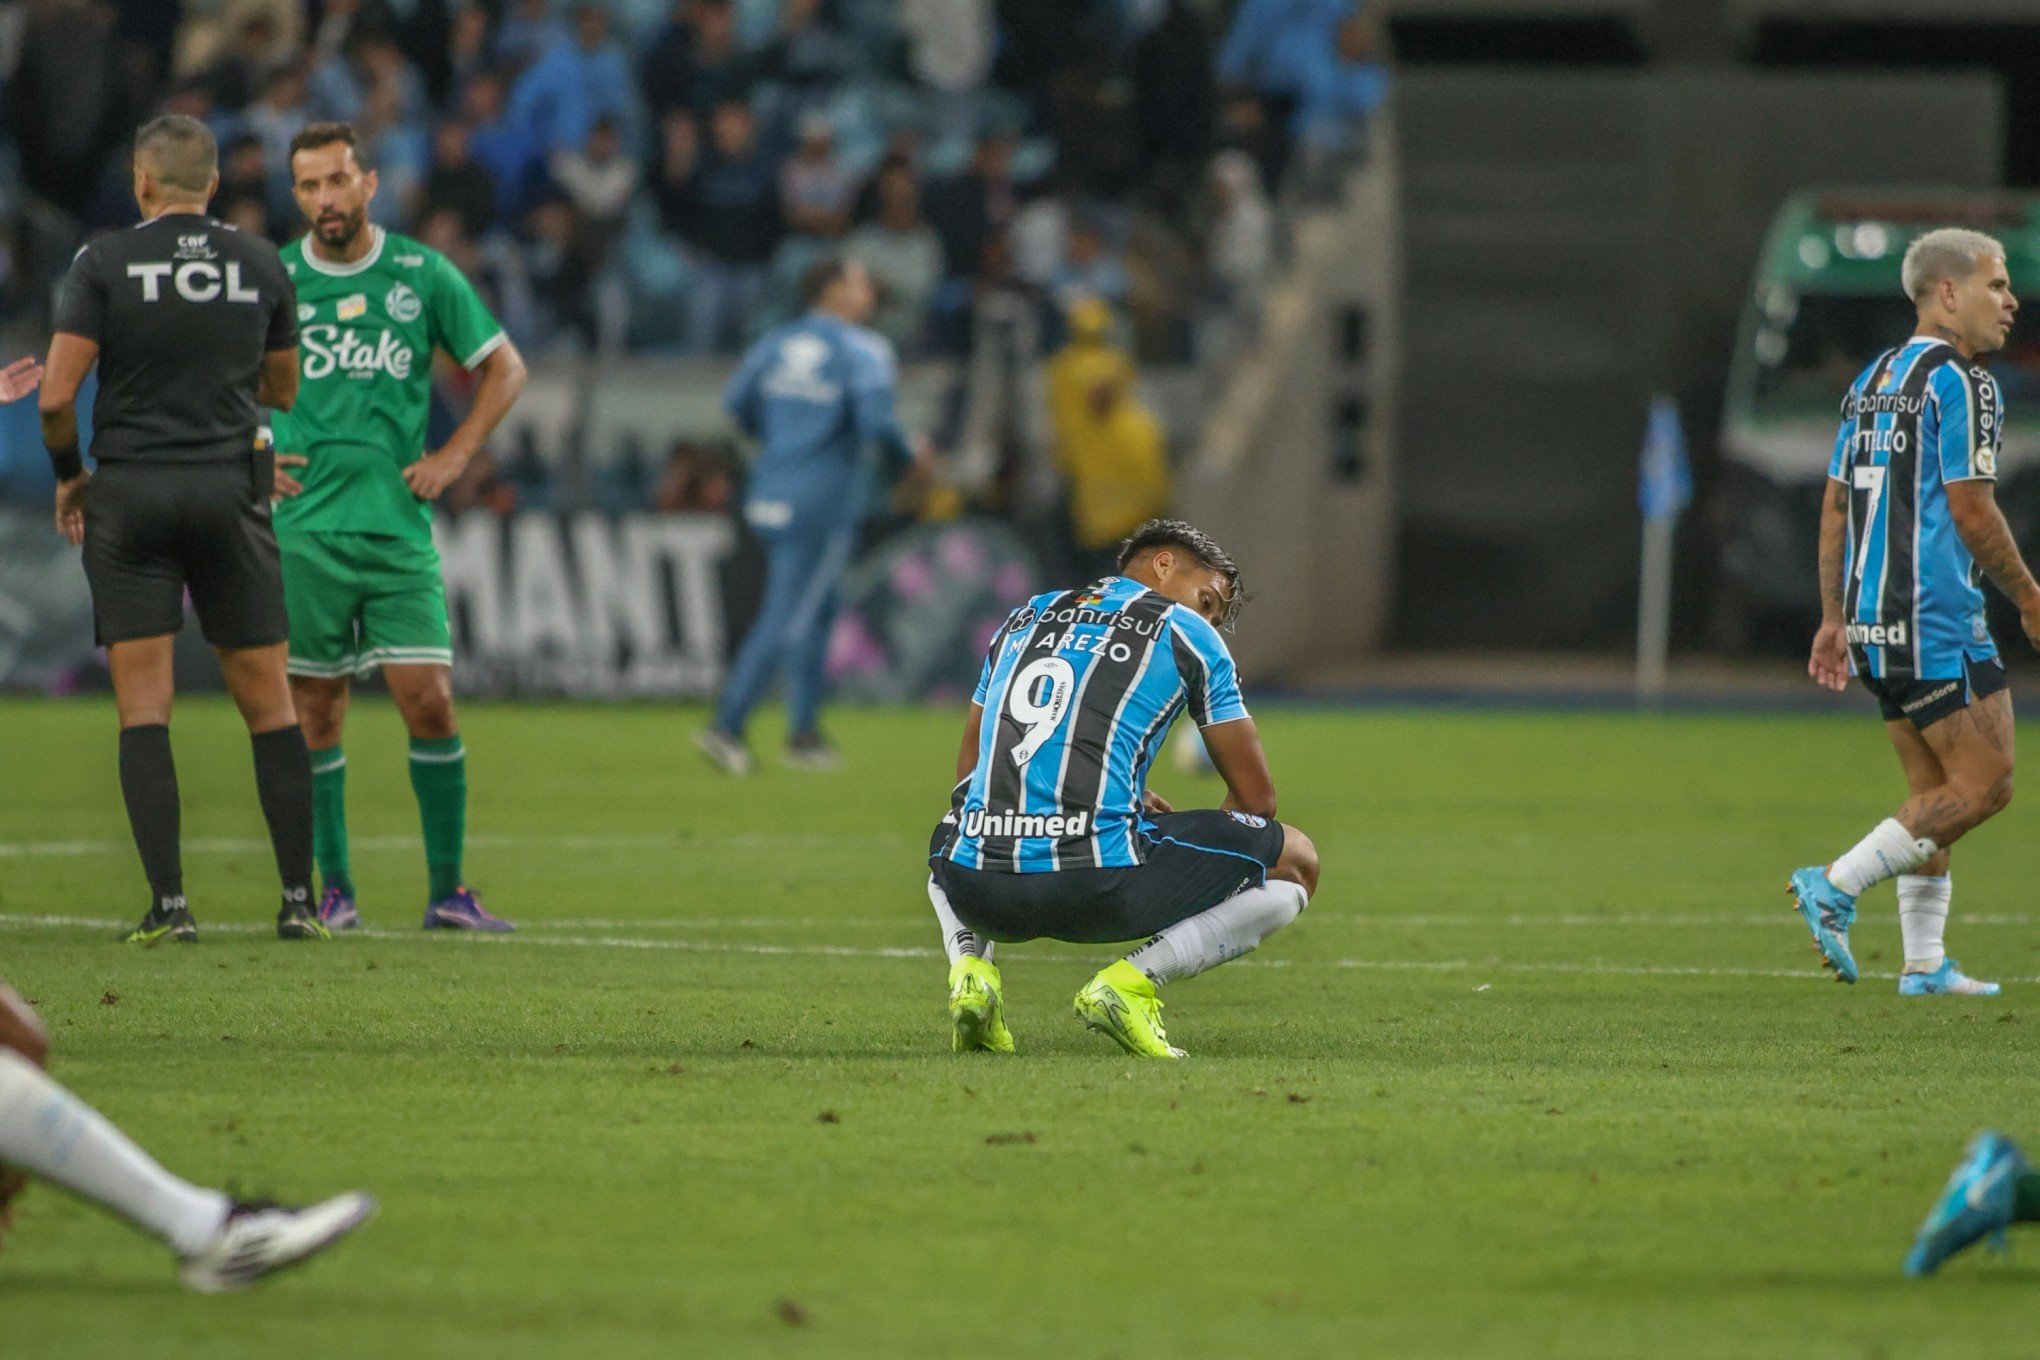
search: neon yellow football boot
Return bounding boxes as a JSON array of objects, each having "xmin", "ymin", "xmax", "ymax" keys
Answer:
[
  {"xmin": 949, "ymin": 956, "xmax": 1016, "ymax": 1053},
  {"xmin": 1074, "ymin": 960, "xmax": 1184, "ymax": 1059}
]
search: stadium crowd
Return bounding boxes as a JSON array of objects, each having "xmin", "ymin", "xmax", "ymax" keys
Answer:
[{"xmin": 0, "ymin": 0, "xmax": 1386, "ymax": 364}]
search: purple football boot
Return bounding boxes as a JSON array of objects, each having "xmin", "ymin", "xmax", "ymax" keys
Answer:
[
  {"xmin": 317, "ymin": 884, "xmax": 360, "ymax": 932},
  {"xmin": 422, "ymin": 886, "xmax": 515, "ymax": 932}
]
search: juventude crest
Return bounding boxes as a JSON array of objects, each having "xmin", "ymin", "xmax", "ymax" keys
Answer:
[{"xmin": 385, "ymin": 282, "xmax": 422, "ymax": 323}]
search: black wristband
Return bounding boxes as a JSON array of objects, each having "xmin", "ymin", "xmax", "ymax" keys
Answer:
[{"xmin": 46, "ymin": 442, "xmax": 83, "ymax": 482}]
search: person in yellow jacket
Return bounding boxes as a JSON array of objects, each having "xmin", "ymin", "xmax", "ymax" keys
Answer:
[{"xmin": 1045, "ymin": 295, "xmax": 1171, "ymax": 576}]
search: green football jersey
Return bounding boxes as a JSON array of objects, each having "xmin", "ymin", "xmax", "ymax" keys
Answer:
[{"xmin": 271, "ymin": 227, "xmax": 505, "ymax": 543}]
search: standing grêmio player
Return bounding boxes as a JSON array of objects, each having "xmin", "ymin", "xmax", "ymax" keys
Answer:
[
  {"xmin": 926, "ymin": 520, "xmax": 1320, "ymax": 1058},
  {"xmin": 271, "ymin": 123, "xmax": 527, "ymax": 935},
  {"xmin": 1790, "ymin": 227, "xmax": 2035, "ymax": 995},
  {"xmin": 39, "ymin": 115, "xmax": 323, "ymax": 945}
]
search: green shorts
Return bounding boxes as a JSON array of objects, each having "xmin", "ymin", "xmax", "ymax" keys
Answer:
[{"xmin": 280, "ymin": 531, "xmax": 452, "ymax": 678}]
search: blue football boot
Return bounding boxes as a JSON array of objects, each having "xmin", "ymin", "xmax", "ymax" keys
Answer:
[
  {"xmin": 1788, "ymin": 867, "xmax": 1858, "ymax": 983},
  {"xmin": 1905, "ymin": 1131, "xmax": 2028, "ymax": 1277},
  {"xmin": 1898, "ymin": 959, "xmax": 2001, "ymax": 997}
]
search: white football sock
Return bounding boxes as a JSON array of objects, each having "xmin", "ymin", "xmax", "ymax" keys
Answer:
[
  {"xmin": 1827, "ymin": 818, "xmax": 1938, "ymax": 897},
  {"xmin": 928, "ymin": 875, "xmax": 991, "ymax": 965},
  {"xmin": 1123, "ymin": 880, "xmax": 1309, "ymax": 985},
  {"xmin": 1897, "ymin": 873, "xmax": 1952, "ymax": 973},
  {"xmin": 0, "ymin": 1048, "xmax": 229, "ymax": 1256}
]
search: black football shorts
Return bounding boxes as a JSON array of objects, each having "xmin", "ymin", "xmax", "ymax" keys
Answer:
[
  {"xmin": 930, "ymin": 809, "xmax": 1287, "ymax": 945},
  {"xmin": 82, "ymin": 457, "xmax": 287, "ymax": 650}
]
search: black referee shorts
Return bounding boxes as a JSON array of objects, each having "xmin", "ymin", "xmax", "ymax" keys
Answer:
[
  {"xmin": 82, "ymin": 458, "xmax": 288, "ymax": 650},
  {"xmin": 930, "ymin": 809, "xmax": 1287, "ymax": 945}
]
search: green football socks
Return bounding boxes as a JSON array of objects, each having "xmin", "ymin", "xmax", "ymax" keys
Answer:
[
  {"xmin": 310, "ymin": 746, "xmax": 352, "ymax": 896},
  {"xmin": 408, "ymin": 735, "xmax": 467, "ymax": 901}
]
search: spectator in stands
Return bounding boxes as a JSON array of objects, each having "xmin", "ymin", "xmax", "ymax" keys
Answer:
[
  {"xmin": 1295, "ymin": 10, "xmax": 1389, "ymax": 154},
  {"xmin": 846, "ymin": 156, "xmax": 943, "ymax": 356},
  {"xmin": 1050, "ymin": 215, "xmax": 1131, "ymax": 316},
  {"xmin": 214, "ymin": 132, "xmax": 281, "ymax": 240},
  {"xmin": 657, "ymin": 100, "xmax": 781, "ymax": 354},
  {"xmin": 241, "ymin": 66, "xmax": 312, "ymax": 215},
  {"xmin": 493, "ymin": 0, "xmax": 572, "ymax": 74},
  {"xmin": 508, "ymin": 2, "xmax": 638, "ymax": 155},
  {"xmin": 762, "ymin": 0, "xmax": 856, "ymax": 97},
  {"xmin": 422, "ymin": 117, "xmax": 500, "ymax": 240},
  {"xmin": 1215, "ymin": 0, "xmax": 1355, "ymax": 101},
  {"xmin": 173, "ymin": 0, "xmax": 303, "ymax": 90},
  {"xmin": 358, "ymin": 77, "xmax": 432, "ymax": 227},
  {"xmin": 779, "ymin": 114, "xmax": 856, "ymax": 244},
  {"xmin": 197, "ymin": 11, "xmax": 292, "ymax": 112},
  {"xmin": 1045, "ymin": 295, "xmax": 1170, "ymax": 579},
  {"xmin": 6, "ymin": 0, "xmax": 130, "ymax": 216},
  {"xmin": 551, "ymin": 115, "xmax": 638, "ymax": 256},
  {"xmin": 641, "ymin": 0, "xmax": 761, "ymax": 124},
  {"xmin": 924, "ymin": 129, "xmax": 1021, "ymax": 282},
  {"xmin": 654, "ymin": 440, "xmax": 736, "ymax": 514},
  {"xmin": 898, "ymin": 0, "xmax": 993, "ymax": 143},
  {"xmin": 463, "ymin": 70, "xmax": 543, "ymax": 226},
  {"xmin": 1132, "ymin": 0, "xmax": 1217, "ymax": 209},
  {"xmin": 309, "ymin": 28, "xmax": 427, "ymax": 128},
  {"xmin": 1215, "ymin": 89, "xmax": 1288, "ymax": 196},
  {"xmin": 1201, "ymin": 149, "xmax": 1274, "ymax": 364}
]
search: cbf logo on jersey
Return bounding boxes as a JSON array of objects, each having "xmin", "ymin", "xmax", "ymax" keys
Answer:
[{"xmin": 126, "ymin": 259, "xmax": 263, "ymax": 304}]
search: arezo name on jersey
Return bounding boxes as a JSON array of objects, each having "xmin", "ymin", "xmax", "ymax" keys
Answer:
[{"xmin": 125, "ymin": 260, "xmax": 264, "ymax": 304}]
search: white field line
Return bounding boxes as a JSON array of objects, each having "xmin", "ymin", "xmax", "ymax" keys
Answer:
[
  {"xmin": 5, "ymin": 907, "xmax": 2040, "ymax": 932},
  {"xmin": 5, "ymin": 913, "xmax": 2034, "ymax": 986}
]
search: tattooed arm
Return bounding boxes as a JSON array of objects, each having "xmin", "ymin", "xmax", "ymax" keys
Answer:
[
  {"xmin": 1947, "ymin": 479, "xmax": 2040, "ymax": 650},
  {"xmin": 1809, "ymin": 478, "xmax": 1851, "ymax": 691}
]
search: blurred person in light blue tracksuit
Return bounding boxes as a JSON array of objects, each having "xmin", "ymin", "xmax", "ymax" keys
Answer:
[{"xmin": 695, "ymin": 257, "xmax": 933, "ymax": 775}]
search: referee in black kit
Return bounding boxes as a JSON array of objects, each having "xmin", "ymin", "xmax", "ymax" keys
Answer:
[{"xmin": 36, "ymin": 114, "xmax": 326, "ymax": 944}]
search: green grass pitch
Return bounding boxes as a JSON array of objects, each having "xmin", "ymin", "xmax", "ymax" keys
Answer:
[{"xmin": 2, "ymin": 696, "xmax": 2037, "ymax": 1358}]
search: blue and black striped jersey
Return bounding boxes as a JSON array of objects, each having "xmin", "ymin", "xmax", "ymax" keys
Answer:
[
  {"xmin": 937, "ymin": 576, "xmax": 1249, "ymax": 874},
  {"xmin": 1827, "ymin": 337, "xmax": 2004, "ymax": 681}
]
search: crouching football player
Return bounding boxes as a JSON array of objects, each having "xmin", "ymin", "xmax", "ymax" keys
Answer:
[
  {"xmin": 925, "ymin": 520, "xmax": 1319, "ymax": 1059},
  {"xmin": 0, "ymin": 981, "xmax": 372, "ymax": 1290}
]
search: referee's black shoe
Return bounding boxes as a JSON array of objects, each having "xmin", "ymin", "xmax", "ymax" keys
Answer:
[
  {"xmin": 123, "ymin": 897, "xmax": 198, "ymax": 946},
  {"xmin": 276, "ymin": 891, "xmax": 331, "ymax": 942}
]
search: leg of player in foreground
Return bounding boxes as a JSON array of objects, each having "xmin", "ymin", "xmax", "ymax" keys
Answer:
[
  {"xmin": 1903, "ymin": 1130, "xmax": 2040, "ymax": 1275},
  {"xmin": 0, "ymin": 984, "xmax": 372, "ymax": 1290},
  {"xmin": 1788, "ymin": 691, "xmax": 2012, "ymax": 987}
]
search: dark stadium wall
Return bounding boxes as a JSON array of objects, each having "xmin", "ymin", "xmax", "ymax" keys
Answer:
[{"xmin": 1387, "ymin": 67, "xmax": 2003, "ymax": 650}]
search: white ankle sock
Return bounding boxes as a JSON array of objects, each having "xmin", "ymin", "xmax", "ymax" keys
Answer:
[
  {"xmin": 0, "ymin": 1048, "xmax": 228, "ymax": 1256},
  {"xmin": 928, "ymin": 875, "xmax": 991, "ymax": 965},
  {"xmin": 1828, "ymin": 818, "xmax": 1938, "ymax": 897},
  {"xmin": 1897, "ymin": 873, "xmax": 1952, "ymax": 973},
  {"xmin": 1123, "ymin": 880, "xmax": 1309, "ymax": 985}
]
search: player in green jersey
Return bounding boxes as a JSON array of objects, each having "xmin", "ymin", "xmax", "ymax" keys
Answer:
[{"xmin": 272, "ymin": 123, "xmax": 527, "ymax": 933}]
